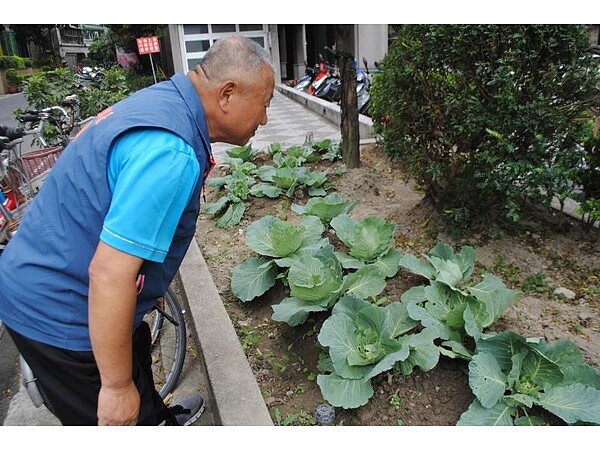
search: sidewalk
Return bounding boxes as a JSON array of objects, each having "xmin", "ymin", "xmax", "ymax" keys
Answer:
[
  {"xmin": 1, "ymin": 86, "xmax": 345, "ymax": 426},
  {"xmin": 211, "ymin": 86, "xmax": 342, "ymax": 160}
]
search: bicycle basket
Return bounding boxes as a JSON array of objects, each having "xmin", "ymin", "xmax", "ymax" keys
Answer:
[{"xmin": 21, "ymin": 146, "xmax": 63, "ymax": 179}]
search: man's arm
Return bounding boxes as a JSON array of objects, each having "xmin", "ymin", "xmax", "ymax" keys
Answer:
[{"xmin": 88, "ymin": 241, "xmax": 144, "ymax": 426}]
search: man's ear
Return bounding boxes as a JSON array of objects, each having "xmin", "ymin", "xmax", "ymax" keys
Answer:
[{"xmin": 218, "ymin": 80, "xmax": 238, "ymax": 113}]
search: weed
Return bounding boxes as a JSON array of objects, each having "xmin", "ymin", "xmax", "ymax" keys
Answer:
[
  {"xmin": 522, "ymin": 272, "xmax": 547, "ymax": 294},
  {"xmin": 239, "ymin": 326, "xmax": 261, "ymax": 351},
  {"xmin": 274, "ymin": 408, "xmax": 316, "ymax": 426},
  {"xmin": 268, "ymin": 354, "xmax": 289, "ymax": 373},
  {"xmin": 389, "ymin": 393, "xmax": 401, "ymax": 411},
  {"xmin": 492, "ymin": 255, "xmax": 521, "ymax": 287}
]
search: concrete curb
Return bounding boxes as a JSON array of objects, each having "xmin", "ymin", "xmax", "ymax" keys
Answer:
[{"xmin": 178, "ymin": 240, "xmax": 273, "ymax": 426}]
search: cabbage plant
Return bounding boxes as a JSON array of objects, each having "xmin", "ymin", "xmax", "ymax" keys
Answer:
[
  {"xmin": 316, "ymin": 295, "xmax": 434, "ymax": 409},
  {"xmin": 398, "ymin": 242, "xmax": 476, "ymax": 291},
  {"xmin": 285, "ymin": 144, "xmax": 320, "ymax": 164},
  {"xmin": 458, "ymin": 331, "xmax": 600, "ymax": 425},
  {"xmin": 225, "ymin": 144, "xmax": 261, "ymax": 162},
  {"xmin": 230, "ymin": 215, "xmax": 327, "ymax": 302},
  {"xmin": 202, "ymin": 171, "xmax": 255, "ymax": 228},
  {"xmin": 255, "ymin": 164, "xmax": 333, "ymax": 198},
  {"xmin": 271, "ymin": 246, "xmax": 388, "ymax": 326},
  {"xmin": 291, "ymin": 192, "xmax": 359, "ymax": 225},
  {"xmin": 399, "ymin": 243, "xmax": 520, "ymax": 358},
  {"xmin": 330, "ymin": 214, "xmax": 401, "ymax": 277}
]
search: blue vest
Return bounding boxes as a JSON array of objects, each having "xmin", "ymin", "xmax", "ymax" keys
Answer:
[{"xmin": 0, "ymin": 72, "xmax": 214, "ymax": 351}]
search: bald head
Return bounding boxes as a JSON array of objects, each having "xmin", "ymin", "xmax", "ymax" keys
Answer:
[
  {"xmin": 198, "ymin": 35, "xmax": 275, "ymax": 88},
  {"xmin": 189, "ymin": 35, "xmax": 276, "ymax": 146}
]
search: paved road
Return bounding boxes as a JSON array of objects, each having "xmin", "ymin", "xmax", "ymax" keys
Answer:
[
  {"xmin": 0, "ymin": 92, "xmax": 36, "ymax": 151},
  {"xmin": 0, "ymin": 92, "xmax": 34, "ymax": 424},
  {"xmin": 0, "ymin": 93, "xmax": 38, "ymax": 424},
  {"xmin": 0, "ymin": 92, "xmax": 28, "ymax": 127}
]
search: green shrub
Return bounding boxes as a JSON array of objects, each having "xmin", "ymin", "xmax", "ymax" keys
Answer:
[
  {"xmin": 0, "ymin": 56, "xmax": 18, "ymax": 69},
  {"xmin": 22, "ymin": 68, "xmax": 77, "ymax": 109},
  {"xmin": 125, "ymin": 72, "xmax": 155, "ymax": 92},
  {"xmin": 4, "ymin": 68, "xmax": 20, "ymax": 86},
  {"xmin": 12, "ymin": 56, "xmax": 26, "ymax": 69},
  {"xmin": 0, "ymin": 55, "xmax": 28, "ymax": 69},
  {"xmin": 369, "ymin": 25, "xmax": 600, "ymax": 228}
]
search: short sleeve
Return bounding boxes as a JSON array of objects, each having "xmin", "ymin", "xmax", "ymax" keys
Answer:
[{"xmin": 100, "ymin": 128, "xmax": 200, "ymax": 262}]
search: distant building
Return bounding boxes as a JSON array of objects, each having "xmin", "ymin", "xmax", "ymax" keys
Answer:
[
  {"xmin": 50, "ymin": 24, "xmax": 108, "ymax": 69},
  {"xmin": 165, "ymin": 24, "xmax": 388, "ymax": 84}
]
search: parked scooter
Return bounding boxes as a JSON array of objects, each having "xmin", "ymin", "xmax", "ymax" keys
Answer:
[
  {"xmin": 294, "ymin": 61, "xmax": 318, "ymax": 92},
  {"xmin": 314, "ymin": 64, "xmax": 341, "ymax": 103},
  {"xmin": 356, "ymin": 57, "xmax": 382, "ymax": 116},
  {"xmin": 76, "ymin": 66, "xmax": 104, "ymax": 86}
]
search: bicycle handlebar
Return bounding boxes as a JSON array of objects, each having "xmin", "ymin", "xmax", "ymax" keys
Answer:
[
  {"xmin": 16, "ymin": 114, "xmax": 39, "ymax": 124},
  {"xmin": 0, "ymin": 124, "xmax": 25, "ymax": 140}
]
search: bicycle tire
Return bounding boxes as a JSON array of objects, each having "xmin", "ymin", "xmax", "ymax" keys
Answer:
[{"xmin": 143, "ymin": 287, "xmax": 187, "ymax": 399}]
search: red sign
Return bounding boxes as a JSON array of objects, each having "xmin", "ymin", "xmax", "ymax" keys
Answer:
[{"xmin": 136, "ymin": 36, "xmax": 160, "ymax": 55}]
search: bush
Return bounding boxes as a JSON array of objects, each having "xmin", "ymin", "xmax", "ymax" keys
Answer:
[
  {"xmin": 22, "ymin": 68, "xmax": 77, "ymax": 109},
  {"xmin": 125, "ymin": 72, "xmax": 155, "ymax": 91},
  {"xmin": 369, "ymin": 25, "xmax": 600, "ymax": 228},
  {"xmin": 12, "ymin": 56, "xmax": 26, "ymax": 69},
  {"xmin": 0, "ymin": 56, "xmax": 18, "ymax": 70},
  {"xmin": 0, "ymin": 55, "xmax": 30, "ymax": 70},
  {"xmin": 4, "ymin": 68, "xmax": 20, "ymax": 86}
]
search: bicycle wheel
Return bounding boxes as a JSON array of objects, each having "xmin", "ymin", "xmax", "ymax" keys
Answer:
[{"xmin": 143, "ymin": 287, "xmax": 187, "ymax": 399}]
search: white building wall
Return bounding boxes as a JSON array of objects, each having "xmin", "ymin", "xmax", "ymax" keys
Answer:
[{"xmin": 355, "ymin": 24, "xmax": 388, "ymax": 71}]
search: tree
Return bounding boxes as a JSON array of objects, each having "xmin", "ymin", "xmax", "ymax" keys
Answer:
[
  {"xmin": 334, "ymin": 25, "xmax": 360, "ymax": 169},
  {"xmin": 105, "ymin": 25, "xmax": 168, "ymax": 75},
  {"xmin": 11, "ymin": 25, "xmax": 54, "ymax": 57},
  {"xmin": 369, "ymin": 25, "xmax": 600, "ymax": 228},
  {"xmin": 107, "ymin": 25, "xmax": 167, "ymax": 54}
]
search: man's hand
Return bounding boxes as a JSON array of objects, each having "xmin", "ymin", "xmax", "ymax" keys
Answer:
[{"xmin": 97, "ymin": 381, "xmax": 140, "ymax": 426}]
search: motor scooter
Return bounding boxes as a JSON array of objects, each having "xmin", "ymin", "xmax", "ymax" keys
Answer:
[
  {"xmin": 314, "ymin": 64, "xmax": 341, "ymax": 103},
  {"xmin": 307, "ymin": 54, "xmax": 334, "ymax": 96},
  {"xmin": 294, "ymin": 62, "xmax": 317, "ymax": 92}
]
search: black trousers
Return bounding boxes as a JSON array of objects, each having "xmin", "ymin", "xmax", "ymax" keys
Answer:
[{"xmin": 7, "ymin": 321, "xmax": 176, "ymax": 425}]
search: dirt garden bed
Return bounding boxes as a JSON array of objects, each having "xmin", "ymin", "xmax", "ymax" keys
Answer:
[{"xmin": 195, "ymin": 143, "xmax": 600, "ymax": 426}]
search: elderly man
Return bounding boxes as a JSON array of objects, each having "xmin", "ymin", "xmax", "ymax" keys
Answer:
[{"xmin": 0, "ymin": 35, "xmax": 275, "ymax": 426}]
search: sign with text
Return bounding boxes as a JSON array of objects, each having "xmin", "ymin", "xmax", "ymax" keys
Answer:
[{"xmin": 136, "ymin": 36, "xmax": 160, "ymax": 55}]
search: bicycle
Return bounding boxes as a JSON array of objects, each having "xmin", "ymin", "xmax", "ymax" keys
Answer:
[
  {"xmin": 144, "ymin": 286, "xmax": 188, "ymax": 400},
  {"xmin": 1, "ymin": 124, "xmax": 63, "ymax": 244},
  {"xmin": 19, "ymin": 285, "xmax": 188, "ymax": 411},
  {"xmin": 1, "ymin": 102, "xmax": 93, "ymax": 243}
]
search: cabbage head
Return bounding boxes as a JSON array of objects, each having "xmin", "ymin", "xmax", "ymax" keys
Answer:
[{"xmin": 316, "ymin": 295, "xmax": 419, "ymax": 408}]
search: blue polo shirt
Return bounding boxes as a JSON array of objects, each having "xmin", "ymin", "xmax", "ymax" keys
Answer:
[{"xmin": 101, "ymin": 128, "xmax": 200, "ymax": 262}]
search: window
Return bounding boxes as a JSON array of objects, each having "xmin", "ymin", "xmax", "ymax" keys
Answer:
[
  {"xmin": 239, "ymin": 25, "xmax": 263, "ymax": 32},
  {"xmin": 187, "ymin": 58, "xmax": 203, "ymax": 68},
  {"xmin": 185, "ymin": 40, "xmax": 210, "ymax": 53},
  {"xmin": 184, "ymin": 25, "xmax": 208, "ymax": 35},
  {"xmin": 212, "ymin": 24, "xmax": 236, "ymax": 33},
  {"xmin": 180, "ymin": 24, "xmax": 268, "ymax": 71}
]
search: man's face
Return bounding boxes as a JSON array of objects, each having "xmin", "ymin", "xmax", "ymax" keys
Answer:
[{"xmin": 224, "ymin": 65, "xmax": 275, "ymax": 146}]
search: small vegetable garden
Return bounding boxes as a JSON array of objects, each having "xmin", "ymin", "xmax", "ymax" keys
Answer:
[{"xmin": 196, "ymin": 140, "xmax": 600, "ymax": 426}]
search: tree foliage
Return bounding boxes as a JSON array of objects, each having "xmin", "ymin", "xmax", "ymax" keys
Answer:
[
  {"xmin": 369, "ymin": 25, "xmax": 600, "ymax": 228},
  {"xmin": 107, "ymin": 25, "xmax": 167, "ymax": 54},
  {"xmin": 87, "ymin": 30, "xmax": 118, "ymax": 68}
]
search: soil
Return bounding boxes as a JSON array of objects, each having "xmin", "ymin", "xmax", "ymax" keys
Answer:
[{"xmin": 195, "ymin": 143, "xmax": 600, "ymax": 426}]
